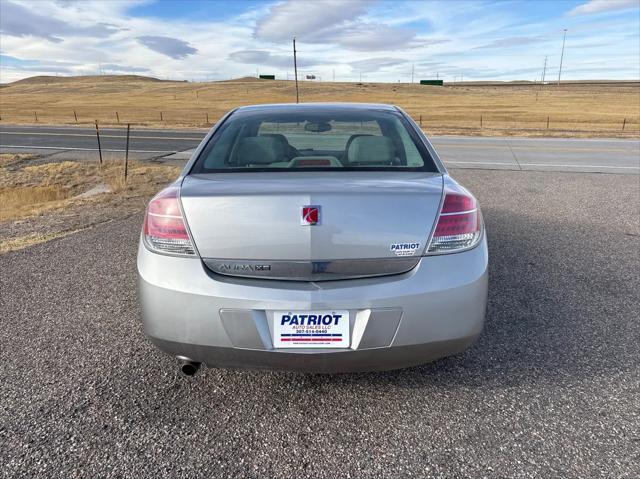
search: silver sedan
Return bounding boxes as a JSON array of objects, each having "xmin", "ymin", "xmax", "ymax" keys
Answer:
[{"xmin": 137, "ymin": 103, "xmax": 488, "ymax": 374}]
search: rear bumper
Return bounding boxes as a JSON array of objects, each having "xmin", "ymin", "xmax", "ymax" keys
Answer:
[
  {"xmin": 150, "ymin": 336, "xmax": 479, "ymax": 373},
  {"xmin": 137, "ymin": 234, "xmax": 488, "ymax": 373}
]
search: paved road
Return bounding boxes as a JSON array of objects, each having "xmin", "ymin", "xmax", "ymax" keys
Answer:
[
  {"xmin": 0, "ymin": 124, "xmax": 204, "ymax": 154},
  {"xmin": 1, "ymin": 124, "xmax": 638, "ymax": 174},
  {"xmin": 2, "ymin": 169, "xmax": 638, "ymax": 478},
  {"xmin": 435, "ymin": 136, "xmax": 639, "ymax": 173}
]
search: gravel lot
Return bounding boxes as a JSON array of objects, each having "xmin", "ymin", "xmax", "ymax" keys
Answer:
[{"xmin": 1, "ymin": 169, "xmax": 638, "ymax": 478}]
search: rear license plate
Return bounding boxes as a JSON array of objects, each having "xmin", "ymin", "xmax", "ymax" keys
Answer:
[{"xmin": 273, "ymin": 310, "xmax": 350, "ymax": 348}]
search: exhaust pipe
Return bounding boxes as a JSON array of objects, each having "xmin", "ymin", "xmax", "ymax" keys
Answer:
[{"xmin": 177, "ymin": 357, "xmax": 201, "ymax": 376}]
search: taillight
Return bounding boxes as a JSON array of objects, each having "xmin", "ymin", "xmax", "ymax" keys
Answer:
[
  {"xmin": 427, "ymin": 191, "xmax": 482, "ymax": 254},
  {"xmin": 143, "ymin": 186, "xmax": 195, "ymax": 256}
]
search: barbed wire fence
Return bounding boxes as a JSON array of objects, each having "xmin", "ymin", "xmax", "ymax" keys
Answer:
[{"xmin": 0, "ymin": 108, "xmax": 638, "ymax": 135}]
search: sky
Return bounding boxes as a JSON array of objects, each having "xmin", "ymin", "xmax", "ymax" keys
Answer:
[{"xmin": 0, "ymin": 0, "xmax": 639, "ymax": 83}]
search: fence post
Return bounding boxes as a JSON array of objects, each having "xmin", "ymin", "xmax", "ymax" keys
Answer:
[
  {"xmin": 206, "ymin": 112, "xmax": 209, "ymax": 123},
  {"xmin": 34, "ymin": 111, "xmax": 38, "ymax": 122},
  {"xmin": 116, "ymin": 111, "xmax": 120, "ymax": 123},
  {"xmin": 480, "ymin": 115, "xmax": 483, "ymax": 128},
  {"xmin": 622, "ymin": 118, "xmax": 626, "ymax": 131},
  {"xmin": 73, "ymin": 110, "xmax": 78, "ymax": 123},
  {"xmin": 95, "ymin": 120, "xmax": 103, "ymax": 165},
  {"xmin": 419, "ymin": 115, "xmax": 422, "ymax": 127},
  {"xmin": 546, "ymin": 116, "xmax": 550, "ymax": 129},
  {"xmin": 124, "ymin": 123, "xmax": 130, "ymax": 181},
  {"xmin": 160, "ymin": 111, "xmax": 163, "ymax": 121}
]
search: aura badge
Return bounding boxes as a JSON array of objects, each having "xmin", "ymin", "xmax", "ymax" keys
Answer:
[{"xmin": 301, "ymin": 205, "xmax": 320, "ymax": 225}]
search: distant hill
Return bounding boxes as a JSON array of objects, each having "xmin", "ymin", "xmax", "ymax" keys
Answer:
[
  {"xmin": 8, "ymin": 74, "xmax": 170, "ymax": 86},
  {"xmin": 4, "ymin": 74, "xmax": 277, "ymax": 87},
  {"xmin": 7, "ymin": 75, "xmax": 636, "ymax": 87}
]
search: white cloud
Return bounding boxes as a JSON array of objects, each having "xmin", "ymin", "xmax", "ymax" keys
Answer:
[
  {"xmin": 254, "ymin": 0, "xmax": 420, "ymax": 51},
  {"xmin": 350, "ymin": 57, "xmax": 408, "ymax": 72},
  {"xmin": 333, "ymin": 24, "xmax": 419, "ymax": 51},
  {"xmin": 569, "ymin": 0, "xmax": 639, "ymax": 16},
  {"xmin": 473, "ymin": 36, "xmax": 542, "ymax": 50},
  {"xmin": 255, "ymin": 0, "xmax": 371, "ymax": 43},
  {"xmin": 100, "ymin": 63, "xmax": 150, "ymax": 73},
  {"xmin": 229, "ymin": 49, "xmax": 323, "ymax": 68},
  {"xmin": 0, "ymin": 1, "xmax": 121, "ymax": 42}
]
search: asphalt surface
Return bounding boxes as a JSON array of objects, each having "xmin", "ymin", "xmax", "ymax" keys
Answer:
[
  {"xmin": 435, "ymin": 136, "xmax": 640, "ymax": 174},
  {"xmin": 1, "ymin": 124, "xmax": 638, "ymax": 174},
  {"xmin": 0, "ymin": 125, "xmax": 203, "ymax": 154},
  {"xmin": 1, "ymin": 169, "xmax": 639, "ymax": 478}
]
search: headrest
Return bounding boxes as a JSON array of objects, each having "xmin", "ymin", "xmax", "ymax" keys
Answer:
[
  {"xmin": 235, "ymin": 137, "xmax": 284, "ymax": 165},
  {"xmin": 260, "ymin": 133, "xmax": 288, "ymax": 144},
  {"xmin": 346, "ymin": 136, "xmax": 395, "ymax": 164}
]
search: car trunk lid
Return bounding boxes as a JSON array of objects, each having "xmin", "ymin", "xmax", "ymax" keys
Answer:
[{"xmin": 180, "ymin": 172, "xmax": 443, "ymax": 280}]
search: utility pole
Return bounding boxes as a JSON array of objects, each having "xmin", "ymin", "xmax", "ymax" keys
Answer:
[
  {"xmin": 293, "ymin": 37, "xmax": 299, "ymax": 103},
  {"xmin": 557, "ymin": 29, "xmax": 567, "ymax": 85},
  {"xmin": 333, "ymin": 69, "xmax": 335, "ymax": 82},
  {"xmin": 539, "ymin": 56, "xmax": 547, "ymax": 97},
  {"xmin": 411, "ymin": 63, "xmax": 414, "ymax": 84}
]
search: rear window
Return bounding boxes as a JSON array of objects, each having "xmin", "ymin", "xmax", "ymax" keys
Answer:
[{"xmin": 191, "ymin": 107, "xmax": 437, "ymax": 173}]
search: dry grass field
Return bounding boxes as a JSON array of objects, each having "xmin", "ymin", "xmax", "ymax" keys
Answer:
[
  {"xmin": 1, "ymin": 75, "xmax": 638, "ymax": 137},
  {"xmin": 0, "ymin": 153, "xmax": 180, "ymax": 253}
]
